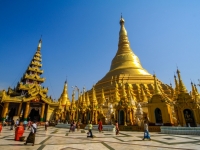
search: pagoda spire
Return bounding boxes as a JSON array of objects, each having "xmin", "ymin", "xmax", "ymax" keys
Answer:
[
  {"xmin": 108, "ymin": 15, "xmax": 150, "ymax": 75},
  {"xmin": 121, "ymin": 82, "xmax": 127, "ymax": 98},
  {"xmin": 17, "ymin": 38, "xmax": 45, "ymax": 91},
  {"xmin": 92, "ymin": 85, "xmax": 98, "ymax": 106},
  {"xmin": 141, "ymin": 85, "xmax": 148, "ymax": 102},
  {"xmin": 82, "ymin": 87, "xmax": 87, "ymax": 107},
  {"xmin": 153, "ymin": 74, "xmax": 162, "ymax": 95},
  {"xmin": 174, "ymin": 75, "xmax": 179, "ymax": 96},
  {"xmin": 37, "ymin": 38, "xmax": 42, "ymax": 51},
  {"xmin": 60, "ymin": 81, "xmax": 70, "ymax": 106},
  {"xmin": 191, "ymin": 82, "xmax": 198, "ymax": 97},
  {"xmin": 71, "ymin": 90, "xmax": 75, "ymax": 104},
  {"xmin": 194, "ymin": 84, "xmax": 199, "ymax": 94},
  {"xmin": 176, "ymin": 69, "xmax": 188, "ymax": 93},
  {"xmin": 86, "ymin": 92, "xmax": 90, "ymax": 106}
]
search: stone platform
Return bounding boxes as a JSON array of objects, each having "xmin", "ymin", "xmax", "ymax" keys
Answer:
[
  {"xmin": 161, "ymin": 126, "xmax": 200, "ymax": 135},
  {"xmin": 0, "ymin": 126, "xmax": 200, "ymax": 150}
]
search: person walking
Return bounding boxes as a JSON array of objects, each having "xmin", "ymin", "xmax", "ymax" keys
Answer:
[
  {"xmin": 87, "ymin": 121, "xmax": 93, "ymax": 138},
  {"xmin": 45, "ymin": 120, "xmax": 49, "ymax": 131},
  {"xmin": 10, "ymin": 119, "xmax": 15, "ymax": 130},
  {"xmin": 115, "ymin": 120, "xmax": 119, "ymax": 135},
  {"xmin": 142, "ymin": 121, "xmax": 151, "ymax": 140},
  {"xmin": 98, "ymin": 119, "xmax": 103, "ymax": 133},
  {"xmin": 24, "ymin": 120, "xmax": 37, "ymax": 146}
]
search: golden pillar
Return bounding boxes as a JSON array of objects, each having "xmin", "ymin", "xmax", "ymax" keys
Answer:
[
  {"xmin": 129, "ymin": 110, "xmax": 133, "ymax": 125},
  {"xmin": 95, "ymin": 111, "xmax": 98, "ymax": 124},
  {"xmin": 132, "ymin": 110, "xmax": 135, "ymax": 125},
  {"xmin": 1, "ymin": 102, "xmax": 9, "ymax": 121},
  {"xmin": 17, "ymin": 102, "xmax": 22, "ymax": 116},
  {"xmin": 24, "ymin": 102, "xmax": 30, "ymax": 121},
  {"xmin": 40, "ymin": 103, "xmax": 45, "ymax": 121},
  {"xmin": 124, "ymin": 110, "xmax": 127, "ymax": 126}
]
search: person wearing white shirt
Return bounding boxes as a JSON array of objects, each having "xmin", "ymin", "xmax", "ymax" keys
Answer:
[{"xmin": 24, "ymin": 121, "xmax": 37, "ymax": 146}]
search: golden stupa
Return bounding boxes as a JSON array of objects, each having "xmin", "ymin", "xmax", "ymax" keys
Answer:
[{"xmin": 93, "ymin": 15, "xmax": 173, "ymax": 103}]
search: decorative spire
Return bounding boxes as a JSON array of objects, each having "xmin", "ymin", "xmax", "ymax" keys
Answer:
[
  {"xmin": 153, "ymin": 74, "xmax": 162, "ymax": 95},
  {"xmin": 59, "ymin": 81, "xmax": 70, "ymax": 106},
  {"xmin": 174, "ymin": 75, "xmax": 179, "ymax": 96},
  {"xmin": 37, "ymin": 37, "xmax": 42, "ymax": 51},
  {"xmin": 194, "ymin": 84, "xmax": 199, "ymax": 94},
  {"xmin": 140, "ymin": 85, "xmax": 148, "ymax": 102},
  {"xmin": 121, "ymin": 83, "xmax": 127, "ymax": 98},
  {"xmin": 191, "ymin": 82, "xmax": 198, "ymax": 98},
  {"xmin": 127, "ymin": 83, "xmax": 132, "ymax": 99},
  {"xmin": 92, "ymin": 85, "xmax": 98, "ymax": 106},
  {"xmin": 17, "ymin": 38, "xmax": 45, "ymax": 91},
  {"xmin": 176, "ymin": 69, "xmax": 188, "ymax": 93},
  {"xmin": 86, "ymin": 92, "xmax": 90, "ymax": 106},
  {"xmin": 108, "ymin": 15, "xmax": 150, "ymax": 75},
  {"xmin": 82, "ymin": 87, "xmax": 87, "ymax": 107},
  {"xmin": 71, "ymin": 90, "xmax": 76, "ymax": 108}
]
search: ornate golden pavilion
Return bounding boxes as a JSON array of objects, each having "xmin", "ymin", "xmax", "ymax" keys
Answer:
[{"xmin": 0, "ymin": 16, "xmax": 200, "ymax": 127}]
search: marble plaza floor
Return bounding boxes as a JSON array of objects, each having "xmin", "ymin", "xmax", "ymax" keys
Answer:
[{"xmin": 0, "ymin": 126, "xmax": 199, "ymax": 150}]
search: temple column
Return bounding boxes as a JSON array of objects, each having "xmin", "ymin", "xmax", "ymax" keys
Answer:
[
  {"xmin": 124, "ymin": 110, "xmax": 127, "ymax": 126},
  {"xmin": 129, "ymin": 110, "xmax": 133, "ymax": 125},
  {"xmin": 92, "ymin": 111, "xmax": 94, "ymax": 122},
  {"xmin": 45, "ymin": 104, "xmax": 49, "ymax": 121},
  {"xmin": 40, "ymin": 103, "xmax": 45, "ymax": 121},
  {"xmin": 95, "ymin": 110, "xmax": 98, "ymax": 124},
  {"xmin": 17, "ymin": 102, "xmax": 22, "ymax": 117},
  {"xmin": 132, "ymin": 110, "xmax": 135, "ymax": 125},
  {"xmin": 24, "ymin": 102, "xmax": 30, "ymax": 121},
  {"xmin": 1, "ymin": 102, "xmax": 9, "ymax": 121},
  {"xmin": 181, "ymin": 109, "xmax": 186, "ymax": 126}
]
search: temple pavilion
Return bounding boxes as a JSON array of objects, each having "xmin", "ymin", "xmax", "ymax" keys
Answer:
[{"xmin": 1, "ymin": 16, "xmax": 200, "ymax": 127}]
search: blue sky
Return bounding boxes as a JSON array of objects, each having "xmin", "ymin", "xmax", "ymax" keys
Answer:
[{"xmin": 0, "ymin": 0, "xmax": 200, "ymax": 100}]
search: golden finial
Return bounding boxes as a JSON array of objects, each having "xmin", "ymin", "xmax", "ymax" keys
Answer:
[
  {"xmin": 38, "ymin": 36, "xmax": 42, "ymax": 50},
  {"xmin": 176, "ymin": 69, "xmax": 187, "ymax": 93},
  {"xmin": 153, "ymin": 74, "xmax": 162, "ymax": 95},
  {"xmin": 191, "ymin": 82, "xmax": 198, "ymax": 97},
  {"xmin": 120, "ymin": 13, "xmax": 125, "ymax": 25}
]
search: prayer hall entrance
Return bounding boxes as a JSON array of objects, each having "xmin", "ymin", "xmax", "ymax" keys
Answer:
[
  {"xmin": 183, "ymin": 109, "xmax": 196, "ymax": 127},
  {"xmin": 28, "ymin": 108, "xmax": 40, "ymax": 121},
  {"xmin": 155, "ymin": 108, "xmax": 163, "ymax": 124}
]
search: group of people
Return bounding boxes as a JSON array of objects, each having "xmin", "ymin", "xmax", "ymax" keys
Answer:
[
  {"xmin": 115, "ymin": 120, "xmax": 151, "ymax": 140},
  {"xmin": 87, "ymin": 119, "xmax": 103, "ymax": 138},
  {"xmin": 69, "ymin": 121, "xmax": 81, "ymax": 132}
]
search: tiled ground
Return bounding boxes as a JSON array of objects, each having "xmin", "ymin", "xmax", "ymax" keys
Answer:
[{"xmin": 0, "ymin": 126, "xmax": 199, "ymax": 150}]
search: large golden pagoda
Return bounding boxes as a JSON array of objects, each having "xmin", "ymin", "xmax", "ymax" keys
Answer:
[{"xmin": 92, "ymin": 16, "xmax": 173, "ymax": 103}]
